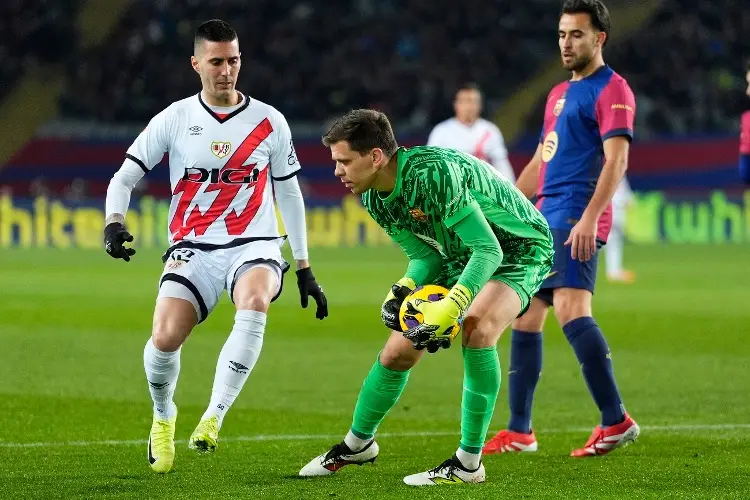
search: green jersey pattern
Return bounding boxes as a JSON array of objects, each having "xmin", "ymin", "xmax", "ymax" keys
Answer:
[{"xmin": 363, "ymin": 146, "xmax": 553, "ymax": 307}]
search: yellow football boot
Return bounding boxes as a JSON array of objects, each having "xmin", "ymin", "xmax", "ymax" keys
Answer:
[
  {"xmin": 147, "ymin": 415, "xmax": 176, "ymax": 473},
  {"xmin": 188, "ymin": 415, "xmax": 219, "ymax": 453}
]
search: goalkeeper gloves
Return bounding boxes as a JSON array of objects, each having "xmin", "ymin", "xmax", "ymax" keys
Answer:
[
  {"xmin": 402, "ymin": 284, "xmax": 471, "ymax": 353},
  {"xmin": 381, "ymin": 277, "xmax": 416, "ymax": 331},
  {"xmin": 104, "ymin": 222, "xmax": 136, "ymax": 262}
]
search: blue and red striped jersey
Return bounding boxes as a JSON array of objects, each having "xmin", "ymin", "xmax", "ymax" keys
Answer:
[{"xmin": 536, "ymin": 65, "xmax": 635, "ymax": 242}]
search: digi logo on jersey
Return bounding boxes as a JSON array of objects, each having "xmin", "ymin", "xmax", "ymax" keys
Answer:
[{"xmin": 181, "ymin": 166, "xmax": 260, "ymax": 185}]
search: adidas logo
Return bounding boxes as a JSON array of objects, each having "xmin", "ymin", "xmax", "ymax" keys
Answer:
[{"xmin": 229, "ymin": 361, "xmax": 249, "ymax": 373}]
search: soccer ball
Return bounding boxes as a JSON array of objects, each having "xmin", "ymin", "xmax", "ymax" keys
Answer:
[{"xmin": 398, "ymin": 285, "xmax": 461, "ymax": 341}]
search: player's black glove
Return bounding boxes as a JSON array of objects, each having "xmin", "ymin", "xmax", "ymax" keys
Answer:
[
  {"xmin": 297, "ymin": 267, "xmax": 328, "ymax": 319},
  {"xmin": 401, "ymin": 284, "xmax": 468, "ymax": 353},
  {"xmin": 104, "ymin": 222, "xmax": 136, "ymax": 262},
  {"xmin": 380, "ymin": 277, "xmax": 416, "ymax": 331},
  {"xmin": 402, "ymin": 301, "xmax": 453, "ymax": 353}
]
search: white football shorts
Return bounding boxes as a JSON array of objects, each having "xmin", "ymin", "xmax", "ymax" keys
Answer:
[{"xmin": 157, "ymin": 238, "xmax": 289, "ymax": 322}]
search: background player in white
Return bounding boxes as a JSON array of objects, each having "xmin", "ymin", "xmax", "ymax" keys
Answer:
[
  {"xmin": 605, "ymin": 177, "xmax": 636, "ymax": 283},
  {"xmin": 427, "ymin": 83, "xmax": 516, "ymax": 181},
  {"xmin": 102, "ymin": 19, "xmax": 328, "ymax": 474}
]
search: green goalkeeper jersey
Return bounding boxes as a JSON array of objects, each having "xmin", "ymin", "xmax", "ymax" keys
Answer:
[{"xmin": 363, "ymin": 146, "xmax": 553, "ymax": 300}]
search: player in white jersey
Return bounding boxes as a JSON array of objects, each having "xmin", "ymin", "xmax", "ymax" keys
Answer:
[
  {"xmin": 427, "ymin": 83, "xmax": 516, "ymax": 181},
  {"xmin": 605, "ymin": 176, "xmax": 636, "ymax": 283},
  {"xmin": 103, "ymin": 19, "xmax": 328, "ymax": 474}
]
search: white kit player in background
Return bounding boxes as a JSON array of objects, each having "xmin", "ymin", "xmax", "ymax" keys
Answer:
[
  {"xmin": 102, "ymin": 19, "xmax": 328, "ymax": 474},
  {"xmin": 605, "ymin": 176, "xmax": 636, "ymax": 283},
  {"xmin": 427, "ymin": 83, "xmax": 516, "ymax": 181}
]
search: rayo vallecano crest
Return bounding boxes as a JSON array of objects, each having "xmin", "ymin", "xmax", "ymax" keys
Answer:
[{"xmin": 211, "ymin": 141, "xmax": 232, "ymax": 159}]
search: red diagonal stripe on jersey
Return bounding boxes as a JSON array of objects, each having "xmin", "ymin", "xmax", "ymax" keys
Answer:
[
  {"xmin": 170, "ymin": 118, "xmax": 274, "ymax": 241},
  {"xmin": 170, "ymin": 178, "xmax": 202, "ymax": 238},
  {"xmin": 225, "ymin": 167, "xmax": 269, "ymax": 235},
  {"xmin": 473, "ymin": 130, "xmax": 491, "ymax": 161}
]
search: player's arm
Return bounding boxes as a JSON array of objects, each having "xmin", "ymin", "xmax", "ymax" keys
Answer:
[
  {"xmin": 104, "ymin": 108, "xmax": 172, "ymax": 261},
  {"xmin": 376, "ymin": 223, "xmax": 444, "ymax": 331},
  {"xmin": 402, "ymin": 164, "xmax": 502, "ymax": 349},
  {"xmin": 613, "ymin": 176, "xmax": 633, "ymax": 207},
  {"xmin": 568, "ymin": 136, "xmax": 629, "ymax": 261},
  {"xmin": 487, "ymin": 125, "xmax": 515, "ymax": 182},
  {"xmin": 391, "ymin": 230, "xmax": 444, "ymax": 285},
  {"xmin": 739, "ymin": 111, "xmax": 750, "ymax": 183},
  {"xmin": 567, "ymin": 80, "xmax": 636, "ymax": 261},
  {"xmin": 514, "ymin": 143, "xmax": 543, "ymax": 199},
  {"xmin": 270, "ymin": 110, "xmax": 327, "ymax": 319}
]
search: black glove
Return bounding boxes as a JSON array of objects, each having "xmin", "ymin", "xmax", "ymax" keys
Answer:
[
  {"xmin": 104, "ymin": 222, "xmax": 136, "ymax": 262},
  {"xmin": 402, "ymin": 301, "xmax": 453, "ymax": 353},
  {"xmin": 296, "ymin": 267, "xmax": 328, "ymax": 319},
  {"xmin": 381, "ymin": 279, "xmax": 414, "ymax": 331}
]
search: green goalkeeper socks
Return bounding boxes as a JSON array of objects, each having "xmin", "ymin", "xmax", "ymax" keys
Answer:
[
  {"xmin": 460, "ymin": 345, "xmax": 501, "ymax": 453},
  {"xmin": 350, "ymin": 355, "xmax": 410, "ymax": 440}
]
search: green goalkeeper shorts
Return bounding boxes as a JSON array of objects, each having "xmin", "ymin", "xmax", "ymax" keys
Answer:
[{"xmin": 434, "ymin": 241, "xmax": 553, "ymax": 315}]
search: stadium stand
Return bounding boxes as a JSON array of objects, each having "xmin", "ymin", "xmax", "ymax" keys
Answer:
[
  {"xmin": 55, "ymin": 0, "xmax": 749, "ymax": 137},
  {"xmin": 57, "ymin": 0, "xmax": 559, "ymax": 126},
  {"xmin": 0, "ymin": 0, "xmax": 79, "ymax": 99}
]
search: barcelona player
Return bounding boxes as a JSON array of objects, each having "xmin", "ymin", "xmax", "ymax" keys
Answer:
[{"xmin": 483, "ymin": 0, "xmax": 640, "ymax": 457}]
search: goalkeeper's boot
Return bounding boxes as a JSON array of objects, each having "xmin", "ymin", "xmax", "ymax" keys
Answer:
[
  {"xmin": 299, "ymin": 440, "xmax": 379, "ymax": 476},
  {"xmin": 570, "ymin": 413, "xmax": 640, "ymax": 457},
  {"xmin": 188, "ymin": 415, "xmax": 219, "ymax": 453},
  {"xmin": 482, "ymin": 429, "xmax": 538, "ymax": 454},
  {"xmin": 148, "ymin": 414, "xmax": 176, "ymax": 473},
  {"xmin": 403, "ymin": 455, "xmax": 485, "ymax": 486}
]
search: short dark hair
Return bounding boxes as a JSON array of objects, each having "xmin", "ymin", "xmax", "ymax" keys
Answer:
[
  {"xmin": 321, "ymin": 109, "xmax": 399, "ymax": 157},
  {"xmin": 194, "ymin": 19, "xmax": 237, "ymax": 49},
  {"xmin": 456, "ymin": 82, "xmax": 481, "ymax": 94},
  {"xmin": 561, "ymin": 0, "xmax": 611, "ymax": 46}
]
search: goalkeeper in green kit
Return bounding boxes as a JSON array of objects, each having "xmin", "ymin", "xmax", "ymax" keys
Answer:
[{"xmin": 298, "ymin": 109, "xmax": 553, "ymax": 486}]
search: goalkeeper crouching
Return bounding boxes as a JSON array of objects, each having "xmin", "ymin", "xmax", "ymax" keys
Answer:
[{"xmin": 299, "ymin": 109, "xmax": 553, "ymax": 486}]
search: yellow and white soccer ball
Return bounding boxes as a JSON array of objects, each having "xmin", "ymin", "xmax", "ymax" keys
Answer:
[{"xmin": 398, "ymin": 284, "xmax": 461, "ymax": 341}]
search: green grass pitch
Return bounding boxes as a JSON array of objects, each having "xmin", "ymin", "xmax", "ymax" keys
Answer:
[{"xmin": 1, "ymin": 244, "xmax": 749, "ymax": 499}]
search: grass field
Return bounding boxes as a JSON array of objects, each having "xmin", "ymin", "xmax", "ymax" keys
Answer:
[{"xmin": 1, "ymin": 244, "xmax": 749, "ymax": 499}]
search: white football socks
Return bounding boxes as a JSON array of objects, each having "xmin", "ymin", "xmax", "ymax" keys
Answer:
[
  {"xmin": 201, "ymin": 310, "xmax": 266, "ymax": 427},
  {"xmin": 456, "ymin": 448, "xmax": 481, "ymax": 470},
  {"xmin": 606, "ymin": 224, "xmax": 624, "ymax": 276},
  {"xmin": 344, "ymin": 430, "xmax": 372, "ymax": 452},
  {"xmin": 143, "ymin": 338, "xmax": 180, "ymax": 420}
]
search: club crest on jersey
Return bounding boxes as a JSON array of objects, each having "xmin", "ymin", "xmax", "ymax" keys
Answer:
[
  {"xmin": 409, "ymin": 208, "xmax": 428, "ymax": 222},
  {"xmin": 553, "ymin": 95, "xmax": 566, "ymax": 116},
  {"xmin": 211, "ymin": 141, "xmax": 232, "ymax": 159}
]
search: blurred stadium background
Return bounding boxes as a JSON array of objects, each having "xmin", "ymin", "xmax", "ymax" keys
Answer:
[{"xmin": 1, "ymin": 1, "xmax": 749, "ymax": 498}]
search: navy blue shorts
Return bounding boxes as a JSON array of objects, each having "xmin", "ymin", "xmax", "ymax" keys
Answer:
[{"xmin": 535, "ymin": 228, "xmax": 604, "ymax": 306}]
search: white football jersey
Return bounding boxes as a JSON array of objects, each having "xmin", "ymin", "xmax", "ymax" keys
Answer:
[
  {"xmin": 427, "ymin": 117, "xmax": 515, "ymax": 181},
  {"xmin": 125, "ymin": 92, "xmax": 300, "ymax": 246},
  {"xmin": 612, "ymin": 175, "xmax": 633, "ymax": 209}
]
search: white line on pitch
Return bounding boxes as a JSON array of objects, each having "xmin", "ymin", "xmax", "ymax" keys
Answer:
[{"xmin": 1, "ymin": 423, "xmax": 749, "ymax": 449}]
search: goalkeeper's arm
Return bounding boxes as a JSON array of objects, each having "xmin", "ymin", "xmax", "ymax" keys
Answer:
[
  {"xmin": 380, "ymin": 231, "xmax": 444, "ymax": 331},
  {"xmin": 400, "ymin": 207, "xmax": 502, "ymax": 350},
  {"xmin": 439, "ymin": 207, "xmax": 503, "ymax": 314},
  {"xmin": 391, "ymin": 231, "xmax": 444, "ymax": 285}
]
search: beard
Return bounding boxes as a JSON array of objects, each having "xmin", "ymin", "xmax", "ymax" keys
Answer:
[{"xmin": 563, "ymin": 53, "xmax": 593, "ymax": 72}]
